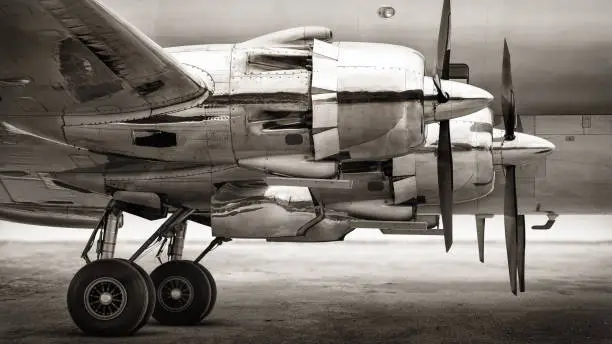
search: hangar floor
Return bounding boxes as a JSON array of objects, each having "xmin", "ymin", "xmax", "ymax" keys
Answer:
[{"xmin": 0, "ymin": 239, "xmax": 611, "ymax": 343}]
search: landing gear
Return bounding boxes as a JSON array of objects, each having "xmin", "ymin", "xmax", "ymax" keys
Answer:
[
  {"xmin": 149, "ymin": 221, "xmax": 220, "ymax": 325},
  {"xmin": 68, "ymin": 204, "xmax": 227, "ymax": 336},
  {"xmin": 67, "ymin": 259, "xmax": 151, "ymax": 336},
  {"xmin": 68, "ymin": 204, "xmax": 155, "ymax": 336},
  {"xmin": 150, "ymin": 260, "xmax": 214, "ymax": 325}
]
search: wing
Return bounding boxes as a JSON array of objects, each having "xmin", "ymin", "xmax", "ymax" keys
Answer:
[
  {"xmin": 0, "ymin": 0, "xmax": 208, "ymax": 123},
  {"xmin": 0, "ymin": 170, "xmax": 110, "ymax": 228},
  {"xmin": 0, "ymin": 119, "xmax": 108, "ymax": 227}
]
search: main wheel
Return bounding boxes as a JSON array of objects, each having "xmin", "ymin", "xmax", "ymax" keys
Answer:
[
  {"xmin": 151, "ymin": 260, "xmax": 212, "ymax": 326},
  {"xmin": 119, "ymin": 259, "xmax": 155, "ymax": 331},
  {"xmin": 67, "ymin": 259, "xmax": 150, "ymax": 336}
]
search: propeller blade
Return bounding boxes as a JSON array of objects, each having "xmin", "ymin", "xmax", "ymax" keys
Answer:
[
  {"xmin": 516, "ymin": 114, "xmax": 524, "ymax": 133},
  {"xmin": 433, "ymin": 0, "xmax": 451, "ymax": 103},
  {"xmin": 476, "ymin": 217, "xmax": 485, "ymax": 263},
  {"xmin": 504, "ymin": 165, "xmax": 518, "ymax": 295},
  {"xmin": 518, "ymin": 214, "xmax": 526, "ymax": 292},
  {"xmin": 438, "ymin": 120, "xmax": 453, "ymax": 252},
  {"xmin": 435, "ymin": 0, "xmax": 453, "ymax": 252},
  {"xmin": 502, "ymin": 39, "xmax": 516, "ymax": 140}
]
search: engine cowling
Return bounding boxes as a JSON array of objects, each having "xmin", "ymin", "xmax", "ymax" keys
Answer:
[
  {"xmin": 314, "ymin": 109, "xmax": 496, "ymax": 221},
  {"xmin": 224, "ymin": 38, "xmax": 428, "ymax": 166},
  {"xmin": 310, "ymin": 40, "xmax": 426, "ymax": 161},
  {"xmin": 390, "ymin": 108, "xmax": 495, "ymax": 205}
]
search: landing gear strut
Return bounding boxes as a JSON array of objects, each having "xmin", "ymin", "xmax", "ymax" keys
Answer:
[
  {"xmin": 125, "ymin": 208, "xmax": 221, "ymax": 326},
  {"xmin": 67, "ymin": 205, "xmax": 155, "ymax": 336},
  {"xmin": 68, "ymin": 204, "xmax": 227, "ymax": 335},
  {"xmin": 148, "ymin": 221, "xmax": 223, "ymax": 325}
]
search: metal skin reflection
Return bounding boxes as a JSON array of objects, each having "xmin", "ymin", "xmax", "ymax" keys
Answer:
[
  {"xmin": 38, "ymin": 28, "xmax": 494, "ymax": 172},
  {"xmin": 211, "ymin": 183, "xmax": 318, "ymax": 238}
]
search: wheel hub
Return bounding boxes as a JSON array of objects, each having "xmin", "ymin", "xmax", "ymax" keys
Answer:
[
  {"xmin": 158, "ymin": 276, "xmax": 194, "ymax": 312},
  {"xmin": 170, "ymin": 288, "xmax": 182, "ymax": 300},
  {"xmin": 84, "ymin": 277, "xmax": 127, "ymax": 321},
  {"xmin": 99, "ymin": 293, "xmax": 113, "ymax": 305}
]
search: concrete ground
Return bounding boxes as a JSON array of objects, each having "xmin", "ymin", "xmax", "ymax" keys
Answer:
[{"xmin": 0, "ymin": 239, "xmax": 611, "ymax": 344}]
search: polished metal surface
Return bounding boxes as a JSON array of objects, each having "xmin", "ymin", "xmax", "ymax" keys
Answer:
[
  {"xmin": 99, "ymin": 209, "xmax": 121, "ymax": 259},
  {"xmin": 211, "ymin": 183, "xmax": 318, "ymax": 238},
  {"xmin": 423, "ymin": 77, "xmax": 495, "ymax": 122},
  {"xmin": 168, "ymin": 222, "xmax": 187, "ymax": 261},
  {"xmin": 129, "ymin": 208, "xmax": 195, "ymax": 262},
  {"xmin": 492, "ymin": 130, "xmax": 556, "ymax": 166},
  {"xmin": 267, "ymin": 216, "xmax": 354, "ymax": 242},
  {"xmin": 240, "ymin": 26, "xmax": 333, "ymax": 46},
  {"xmin": 407, "ymin": 109, "xmax": 496, "ymax": 205},
  {"xmin": 239, "ymin": 155, "xmax": 338, "ymax": 179},
  {"xmin": 0, "ymin": 204, "xmax": 105, "ymax": 228}
]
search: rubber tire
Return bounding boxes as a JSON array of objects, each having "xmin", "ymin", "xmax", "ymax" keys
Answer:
[
  {"xmin": 151, "ymin": 260, "xmax": 212, "ymax": 326},
  {"xmin": 197, "ymin": 264, "xmax": 217, "ymax": 320},
  {"xmin": 119, "ymin": 259, "xmax": 155, "ymax": 331},
  {"xmin": 67, "ymin": 259, "xmax": 149, "ymax": 337}
]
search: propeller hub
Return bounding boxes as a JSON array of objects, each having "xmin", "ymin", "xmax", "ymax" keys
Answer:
[
  {"xmin": 424, "ymin": 77, "xmax": 494, "ymax": 123},
  {"xmin": 492, "ymin": 130, "xmax": 555, "ymax": 166}
]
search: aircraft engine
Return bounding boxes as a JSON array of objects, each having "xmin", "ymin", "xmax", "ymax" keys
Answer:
[
  {"xmin": 224, "ymin": 35, "xmax": 493, "ymax": 174},
  {"xmin": 308, "ymin": 40, "xmax": 427, "ymax": 161},
  {"xmin": 316, "ymin": 109, "xmax": 496, "ymax": 219},
  {"xmin": 221, "ymin": 38, "xmax": 429, "ymax": 168},
  {"xmin": 51, "ymin": 27, "xmax": 493, "ymax": 177},
  {"xmin": 388, "ymin": 109, "xmax": 495, "ymax": 206},
  {"xmin": 208, "ymin": 110, "xmax": 496, "ymax": 240}
]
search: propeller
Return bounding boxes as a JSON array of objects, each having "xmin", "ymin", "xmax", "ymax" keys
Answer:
[
  {"xmin": 504, "ymin": 165, "xmax": 519, "ymax": 294},
  {"xmin": 434, "ymin": 0, "xmax": 454, "ymax": 252},
  {"xmin": 501, "ymin": 39, "xmax": 516, "ymax": 141},
  {"xmin": 433, "ymin": 0, "xmax": 451, "ymax": 104},
  {"xmin": 501, "ymin": 39, "xmax": 526, "ymax": 295}
]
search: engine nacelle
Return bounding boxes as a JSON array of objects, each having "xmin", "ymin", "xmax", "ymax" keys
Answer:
[
  {"xmin": 390, "ymin": 108, "xmax": 495, "ymax": 205},
  {"xmin": 211, "ymin": 182, "xmax": 352, "ymax": 241},
  {"xmin": 310, "ymin": 41, "xmax": 426, "ymax": 161},
  {"xmin": 313, "ymin": 109, "xmax": 496, "ymax": 220},
  {"xmin": 224, "ymin": 38, "xmax": 427, "ymax": 165}
]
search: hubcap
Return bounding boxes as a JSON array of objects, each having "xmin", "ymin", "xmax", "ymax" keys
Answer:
[
  {"xmin": 158, "ymin": 276, "xmax": 194, "ymax": 312},
  {"xmin": 99, "ymin": 293, "xmax": 112, "ymax": 305},
  {"xmin": 170, "ymin": 288, "xmax": 182, "ymax": 300},
  {"xmin": 84, "ymin": 277, "xmax": 127, "ymax": 321}
]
